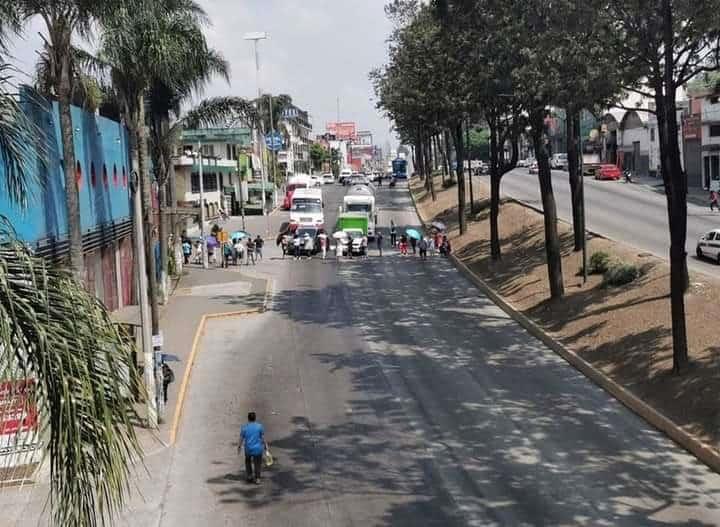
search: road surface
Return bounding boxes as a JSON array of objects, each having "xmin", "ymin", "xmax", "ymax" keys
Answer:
[
  {"xmin": 498, "ymin": 168, "xmax": 720, "ymax": 278},
  {"xmin": 145, "ymin": 180, "xmax": 720, "ymax": 527}
]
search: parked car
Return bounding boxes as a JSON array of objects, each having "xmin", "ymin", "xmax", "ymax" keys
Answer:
[
  {"xmin": 517, "ymin": 158, "xmax": 531, "ymax": 168},
  {"xmin": 696, "ymin": 229, "xmax": 720, "ymax": 264},
  {"xmin": 528, "ymin": 161, "xmax": 539, "ymax": 175},
  {"xmin": 322, "ymin": 173, "xmax": 335, "ymax": 184},
  {"xmin": 551, "ymin": 153, "xmax": 568, "ymax": 170},
  {"xmin": 594, "ymin": 164, "xmax": 621, "ymax": 181}
]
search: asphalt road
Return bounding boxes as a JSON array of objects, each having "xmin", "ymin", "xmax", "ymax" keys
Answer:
[
  {"xmin": 154, "ymin": 181, "xmax": 720, "ymax": 526},
  {"xmin": 498, "ymin": 168, "xmax": 720, "ymax": 277}
]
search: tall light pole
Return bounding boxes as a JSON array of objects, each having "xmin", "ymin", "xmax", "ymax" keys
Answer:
[{"xmin": 244, "ymin": 31, "xmax": 271, "ymax": 235}]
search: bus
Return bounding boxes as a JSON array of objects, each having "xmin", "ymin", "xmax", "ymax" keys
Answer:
[{"xmin": 283, "ymin": 174, "xmax": 312, "ymax": 209}]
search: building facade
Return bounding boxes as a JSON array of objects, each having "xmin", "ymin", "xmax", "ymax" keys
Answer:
[
  {"xmin": 278, "ymin": 105, "xmax": 312, "ymax": 176},
  {"xmin": 0, "ymin": 94, "xmax": 135, "ymax": 313},
  {"xmin": 174, "ymin": 127, "xmax": 253, "ymax": 221}
]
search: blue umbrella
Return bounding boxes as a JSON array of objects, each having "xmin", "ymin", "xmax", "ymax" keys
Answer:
[
  {"xmin": 406, "ymin": 228, "xmax": 422, "ymax": 240},
  {"xmin": 231, "ymin": 230, "xmax": 249, "ymax": 240}
]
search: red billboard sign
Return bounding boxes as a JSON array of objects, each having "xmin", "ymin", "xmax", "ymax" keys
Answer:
[
  {"xmin": 683, "ymin": 115, "xmax": 701, "ymax": 140},
  {"xmin": 326, "ymin": 122, "xmax": 357, "ymax": 140},
  {"xmin": 0, "ymin": 380, "xmax": 38, "ymax": 436}
]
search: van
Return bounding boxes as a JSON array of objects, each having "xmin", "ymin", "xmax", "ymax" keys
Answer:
[
  {"xmin": 290, "ymin": 187, "xmax": 324, "ymax": 230},
  {"xmin": 551, "ymin": 153, "xmax": 568, "ymax": 171}
]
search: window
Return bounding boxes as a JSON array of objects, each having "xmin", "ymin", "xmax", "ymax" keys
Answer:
[
  {"xmin": 710, "ymin": 125, "xmax": 720, "ymax": 137},
  {"xmin": 201, "ymin": 144, "xmax": 215, "ymax": 158},
  {"xmin": 708, "ymin": 232, "xmax": 716, "ymax": 241},
  {"xmin": 226, "ymin": 144, "xmax": 238, "ymax": 160},
  {"xmin": 191, "ymin": 172, "xmax": 218, "ymax": 193}
]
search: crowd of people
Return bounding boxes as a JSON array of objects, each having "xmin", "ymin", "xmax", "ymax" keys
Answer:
[{"xmin": 181, "ymin": 234, "xmax": 265, "ymax": 267}]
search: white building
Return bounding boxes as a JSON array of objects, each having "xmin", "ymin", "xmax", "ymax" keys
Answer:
[
  {"xmin": 173, "ymin": 128, "xmax": 254, "ymax": 220},
  {"xmin": 278, "ymin": 105, "xmax": 312, "ymax": 176}
]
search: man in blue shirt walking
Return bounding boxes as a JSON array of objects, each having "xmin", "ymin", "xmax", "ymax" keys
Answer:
[{"xmin": 239, "ymin": 412, "xmax": 266, "ymax": 484}]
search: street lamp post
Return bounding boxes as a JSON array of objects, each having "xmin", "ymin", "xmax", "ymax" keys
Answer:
[{"xmin": 244, "ymin": 31, "xmax": 271, "ymax": 236}]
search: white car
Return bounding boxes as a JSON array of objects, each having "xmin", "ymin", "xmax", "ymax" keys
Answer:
[
  {"xmin": 696, "ymin": 229, "xmax": 720, "ymax": 263},
  {"xmin": 309, "ymin": 174, "xmax": 322, "ymax": 187},
  {"xmin": 551, "ymin": 153, "xmax": 568, "ymax": 170},
  {"xmin": 322, "ymin": 173, "xmax": 335, "ymax": 184}
]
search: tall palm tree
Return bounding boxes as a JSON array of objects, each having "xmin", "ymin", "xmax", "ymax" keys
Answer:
[
  {"xmin": 0, "ymin": 33, "xmax": 142, "ymax": 527},
  {"xmin": 16, "ymin": 0, "xmax": 135, "ymax": 280}
]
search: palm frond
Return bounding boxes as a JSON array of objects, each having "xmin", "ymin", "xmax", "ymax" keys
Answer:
[
  {"xmin": 0, "ymin": 64, "xmax": 46, "ymax": 207},
  {"xmin": 0, "ymin": 217, "xmax": 143, "ymax": 527},
  {"xmin": 181, "ymin": 96, "xmax": 258, "ymax": 129}
]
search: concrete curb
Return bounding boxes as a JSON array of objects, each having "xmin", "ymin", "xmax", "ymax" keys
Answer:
[
  {"xmin": 408, "ymin": 178, "xmax": 720, "ymax": 475},
  {"xmin": 168, "ymin": 279, "xmax": 272, "ymax": 446}
]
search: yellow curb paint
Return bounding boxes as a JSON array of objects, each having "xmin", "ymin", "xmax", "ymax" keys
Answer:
[{"xmin": 168, "ymin": 280, "xmax": 272, "ymax": 445}]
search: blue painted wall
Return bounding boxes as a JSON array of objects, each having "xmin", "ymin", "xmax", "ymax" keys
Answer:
[{"xmin": 0, "ymin": 94, "xmax": 132, "ymax": 245}]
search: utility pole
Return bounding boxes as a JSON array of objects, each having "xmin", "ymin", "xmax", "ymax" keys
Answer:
[
  {"xmin": 131, "ymin": 171, "xmax": 157, "ymax": 428},
  {"xmin": 579, "ymin": 117, "xmax": 587, "ymax": 284},
  {"xmin": 237, "ymin": 144, "xmax": 247, "ymax": 231},
  {"xmin": 197, "ymin": 143, "xmax": 208, "ymax": 269}
]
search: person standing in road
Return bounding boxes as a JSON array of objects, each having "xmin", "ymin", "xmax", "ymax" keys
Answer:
[
  {"xmin": 254, "ymin": 235, "xmax": 264, "ymax": 261},
  {"xmin": 418, "ymin": 237, "xmax": 428, "ymax": 261},
  {"xmin": 319, "ymin": 233, "xmax": 328, "ymax": 260},
  {"xmin": 410, "ymin": 236, "xmax": 417, "ymax": 255},
  {"xmin": 428, "ymin": 234, "xmax": 436, "ymax": 257},
  {"xmin": 390, "ymin": 220, "xmax": 397, "ymax": 247},
  {"xmin": 711, "ymin": 189, "xmax": 718, "ymax": 212},
  {"xmin": 246, "ymin": 236, "xmax": 256, "ymax": 265},
  {"xmin": 376, "ymin": 231, "xmax": 384, "ymax": 256},
  {"xmin": 239, "ymin": 412, "xmax": 267, "ymax": 484},
  {"xmin": 361, "ymin": 235, "xmax": 368, "ymax": 259},
  {"xmin": 293, "ymin": 234, "xmax": 302, "ymax": 260},
  {"xmin": 399, "ymin": 234, "xmax": 408, "ymax": 256}
]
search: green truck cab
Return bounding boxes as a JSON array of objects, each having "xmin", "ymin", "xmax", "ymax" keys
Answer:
[{"xmin": 336, "ymin": 213, "xmax": 369, "ymax": 235}]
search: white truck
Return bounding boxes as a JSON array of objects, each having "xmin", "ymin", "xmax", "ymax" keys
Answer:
[
  {"xmin": 343, "ymin": 185, "xmax": 377, "ymax": 238},
  {"xmin": 290, "ymin": 187, "xmax": 324, "ymax": 231}
]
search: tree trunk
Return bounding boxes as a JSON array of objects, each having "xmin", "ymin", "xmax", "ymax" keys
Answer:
[
  {"xmin": 424, "ymin": 131, "xmax": 435, "ymax": 200},
  {"xmin": 444, "ymin": 129, "xmax": 453, "ymax": 182},
  {"xmin": 169, "ymin": 160, "xmax": 181, "ymax": 269},
  {"xmin": 157, "ymin": 115, "xmax": 170, "ymax": 304},
  {"xmin": 58, "ymin": 52, "xmax": 84, "ymax": 279},
  {"xmin": 454, "ymin": 123, "xmax": 466, "ymax": 234},
  {"xmin": 489, "ymin": 116, "xmax": 501, "ymax": 260},
  {"xmin": 466, "ymin": 119, "xmax": 475, "ymax": 214},
  {"xmin": 137, "ymin": 95, "xmax": 160, "ymax": 336},
  {"xmin": 566, "ymin": 109, "xmax": 584, "ymax": 252},
  {"xmin": 434, "ymin": 134, "xmax": 446, "ymax": 184},
  {"xmin": 531, "ymin": 110, "xmax": 564, "ymax": 299},
  {"xmin": 657, "ymin": 0, "xmax": 689, "ymax": 372}
]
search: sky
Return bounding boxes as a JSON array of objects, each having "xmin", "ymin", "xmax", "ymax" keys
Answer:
[{"xmin": 7, "ymin": 1, "xmax": 396, "ymax": 149}]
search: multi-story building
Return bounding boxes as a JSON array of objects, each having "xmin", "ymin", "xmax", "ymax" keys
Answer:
[
  {"xmin": 0, "ymin": 92, "xmax": 136, "ymax": 314},
  {"xmin": 278, "ymin": 105, "xmax": 312, "ymax": 176},
  {"xmin": 173, "ymin": 127, "xmax": 254, "ymax": 221},
  {"xmin": 687, "ymin": 79, "xmax": 720, "ymax": 189}
]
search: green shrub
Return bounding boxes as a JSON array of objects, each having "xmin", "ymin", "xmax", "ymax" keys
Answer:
[
  {"xmin": 603, "ymin": 263, "xmax": 640, "ymax": 287},
  {"xmin": 588, "ymin": 251, "xmax": 612, "ymax": 274}
]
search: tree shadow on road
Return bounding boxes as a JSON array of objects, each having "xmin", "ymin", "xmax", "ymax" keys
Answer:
[{"xmin": 203, "ymin": 256, "xmax": 720, "ymax": 525}]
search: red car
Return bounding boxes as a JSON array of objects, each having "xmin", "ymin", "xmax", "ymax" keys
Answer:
[{"xmin": 595, "ymin": 164, "xmax": 621, "ymax": 181}]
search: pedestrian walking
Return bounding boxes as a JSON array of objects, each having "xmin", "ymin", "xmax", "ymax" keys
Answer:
[
  {"xmin": 376, "ymin": 231, "xmax": 384, "ymax": 256},
  {"xmin": 234, "ymin": 239, "xmax": 244, "ymax": 265},
  {"xmin": 239, "ymin": 412, "xmax": 267, "ymax": 484},
  {"xmin": 246, "ymin": 236, "xmax": 256, "ymax": 265},
  {"xmin": 254, "ymin": 235, "xmax": 264, "ymax": 260},
  {"xmin": 193, "ymin": 240, "xmax": 202, "ymax": 264},
  {"xmin": 390, "ymin": 220, "xmax": 397, "ymax": 247},
  {"xmin": 428, "ymin": 234, "xmax": 436, "ymax": 257},
  {"xmin": 304, "ymin": 233, "xmax": 314, "ymax": 259},
  {"xmin": 410, "ymin": 236, "xmax": 417, "ymax": 255},
  {"xmin": 182, "ymin": 240, "xmax": 192, "ymax": 264},
  {"xmin": 419, "ymin": 237, "xmax": 428, "ymax": 260},
  {"xmin": 711, "ymin": 190, "xmax": 718, "ymax": 212},
  {"xmin": 361, "ymin": 235, "xmax": 368, "ymax": 259},
  {"xmin": 399, "ymin": 234, "xmax": 408, "ymax": 256},
  {"xmin": 335, "ymin": 238, "xmax": 344, "ymax": 259},
  {"xmin": 161, "ymin": 362, "xmax": 174, "ymax": 404}
]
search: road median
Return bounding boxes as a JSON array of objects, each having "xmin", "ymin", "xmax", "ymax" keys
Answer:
[{"xmin": 409, "ymin": 175, "xmax": 720, "ymax": 474}]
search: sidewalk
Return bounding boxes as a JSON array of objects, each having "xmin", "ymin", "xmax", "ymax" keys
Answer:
[
  {"xmin": 628, "ymin": 174, "xmax": 710, "ymax": 208},
  {"xmin": 0, "ymin": 258, "xmax": 273, "ymax": 527}
]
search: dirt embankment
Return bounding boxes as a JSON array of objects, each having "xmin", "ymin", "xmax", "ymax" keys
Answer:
[{"xmin": 411, "ymin": 175, "xmax": 720, "ymax": 448}]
